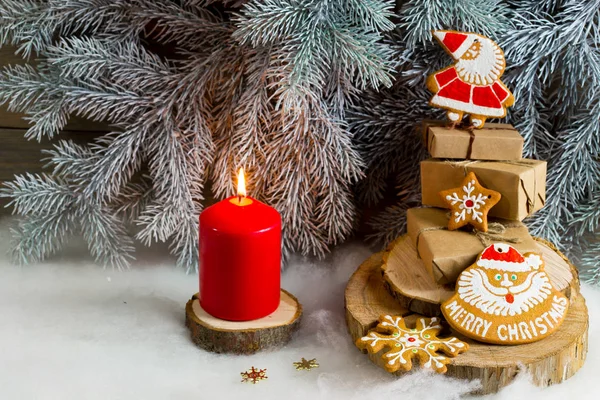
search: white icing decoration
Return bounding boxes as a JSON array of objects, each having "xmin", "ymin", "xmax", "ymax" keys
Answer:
[
  {"xmin": 457, "ymin": 267, "xmax": 553, "ymax": 316},
  {"xmin": 444, "ymin": 180, "xmax": 487, "ymax": 223}
]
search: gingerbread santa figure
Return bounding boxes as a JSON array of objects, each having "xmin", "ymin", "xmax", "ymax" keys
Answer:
[{"xmin": 427, "ymin": 30, "xmax": 515, "ymax": 129}]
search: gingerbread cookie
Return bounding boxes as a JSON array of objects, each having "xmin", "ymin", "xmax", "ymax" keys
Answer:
[
  {"xmin": 426, "ymin": 30, "xmax": 515, "ymax": 129},
  {"xmin": 441, "ymin": 243, "xmax": 569, "ymax": 345},
  {"xmin": 439, "ymin": 172, "xmax": 501, "ymax": 232},
  {"xmin": 356, "ymin": 315, "xmax": 468, "ymax": 374}
]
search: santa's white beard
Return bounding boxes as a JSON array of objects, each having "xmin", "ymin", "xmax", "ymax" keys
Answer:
[
  {"xmin": 456, "ymin": 268, "xmax": 553, "ymax": 317},
  {"xmin": 455, "ymin": 39, "xmax": 505, "ymax": 85}
]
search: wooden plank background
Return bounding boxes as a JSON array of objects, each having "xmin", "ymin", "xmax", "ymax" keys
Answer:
[{"xmin": 1, "ymin": 45, "xmax": 106, "ymax": 213}]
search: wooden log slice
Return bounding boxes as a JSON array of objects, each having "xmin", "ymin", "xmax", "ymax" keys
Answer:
[
  {"xmin": 185, "ymin": 290, "xmax": 302, "ymax": 355},
  {"xmin": 345, "ymin": 251, "xmax": 589, "ymax": 394},
  {"xmin": 382, "ymin": 235, "xmax": 580, "ymax": 317},
  {"xmin": 345, "ymin": 252, "xmax": 411, "ymax": 339}
]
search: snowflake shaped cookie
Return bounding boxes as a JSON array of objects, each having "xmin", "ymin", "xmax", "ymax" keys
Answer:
[
  {"xmin": 240, "ymin": 366, "xmax": 267, "ymax": 384},
  {"xmin": 356, "ymin": 315, "xmax": 468, "ymax": 374},
  {"xmin": 439, "ymin": 172, "xmax": 501, "ymax": 232}
]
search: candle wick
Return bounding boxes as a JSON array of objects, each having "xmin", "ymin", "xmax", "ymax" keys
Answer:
[{"xmin": 238, "ymin": 194, "xmax": 243, "ymax": 204}]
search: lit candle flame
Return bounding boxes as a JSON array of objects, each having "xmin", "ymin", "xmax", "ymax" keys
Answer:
[{"xmin": 237, "ymin": 167, "xmax": 246, "ymax": 202}]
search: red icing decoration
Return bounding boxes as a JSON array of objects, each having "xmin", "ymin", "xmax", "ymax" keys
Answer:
[
  {"xmin": 481, "ymin": 245, "xmax": 525, "ymax": 263},
  {"xmin": 430, "ymin": 67, "xmax": 510, "ymax": 112},
  {"xmin": 492, "ymin": 82, "xmax": 510, "ymax": 102},
  {"xmin": 472, "ymin": 86, "xmax": 502, "ymax": 108},
  {"xmin": 434, "ymin": 67, "xmax": 458, "ymax": 87},
  {"xmin": 437, "ymin": 77, "xmax": 471, "ymax": 103},
  {"xmin": 505, "ymin": 294, "xmax": 515, "ymax": 304},
  {"xmin": 408, "ymin": 337, "xmax": 416, "ymax": 342},
  {"xmin": 442, "ymin": 32, "xmax": 468, "ymax": 53},
  {"xmin": 465, "ymin": 199, "xmax": 474, "ymax": 207}
]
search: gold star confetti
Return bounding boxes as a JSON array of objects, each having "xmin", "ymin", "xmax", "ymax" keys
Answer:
[
  {"xmin": 293, "ymin": 357, "xmax": 319, "ymax": 371},
  {"xmin": 240, "ymin": 366, "xmax": 267, "ymax": 384}
]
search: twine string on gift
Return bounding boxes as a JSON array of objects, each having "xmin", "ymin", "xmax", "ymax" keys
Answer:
[
  {"xmin": 473, "ymin": 222, "xmax": 523, "ymax": 247},
  {"xmin": 414, "ymin": 216, "xmax": 523, "ymax": 253},
  {"xmin": 466, "ymin": 129, "xmax": 476, "ymax": 159},
  {"xmin": 426, "ymin": 123, "xmax": 513, "ymax": 160},
  {"xmin": 446, "ymin": 159, "xmax": 540, "ymax": 215}
]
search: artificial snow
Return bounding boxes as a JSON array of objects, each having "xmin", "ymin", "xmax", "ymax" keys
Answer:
[{"xmin": 0, "ymin": 219, "xmax": 597, "ymax": 400}]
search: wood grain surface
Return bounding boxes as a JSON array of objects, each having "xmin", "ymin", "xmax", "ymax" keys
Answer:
[
  {"xmin": 381, "ymin": 235, "xmax": 579, "ymax": 317},
  {"xmin": 185, "ymin": 290, "xmax": 302, "ymax": 354},
  {"xmin": 345, "ymin": 250, "xmax": 588, "ymax": 394}
]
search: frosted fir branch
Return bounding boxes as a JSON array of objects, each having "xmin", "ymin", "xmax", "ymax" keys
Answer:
[
  {"xmin": 0, "ymin": 0, "xmax": 139, "ymax": 58},
  {"xmin": 263, "ymin": 102, "xmax": 364, "ymax": 258},
  {"xmin": 568, "ymin": 189, "xmax": 600, "ymax": 236},
  {"xmin": 545, "ymin": 103, "xmax": 600, "ymax": 204},
  {"xmin": 315, "ymin": 180, "xmax": 357, "ymax": 246},
  {"xmin": 169, "ymin": 214, "xmax": 199, "ymax": 272},
  {"xmin": 0, "ymin": 64, "xmax": 57, "ymax": 113},
  {"xmin": 111, "ymin": 180, "xmax": 152, "ymax": 223},
  {"xmin": 23, "ymin": 98, "xmax": 69, "ymax": 140},
  {"xmin": 0, "ymin": 173, "xmax": 76, "ymax": 216},
  {"xmin": 42, "ymin": 140, "xmax": 99, "ymax": 181},
  {"xmin": 80, "ymin": 128, "xmax": 148, "ymax": 202},
  {"xmin": 329, "ymin": 28, "xmax": 395, "ymax": 90},
  {"xmin": 134, "ymin": 0, "xmax": 231, "ymax": 49},
  {"xmin": 397, "ymin": 0, "xmax": 510, "ymax": 47},
  {"xmin": 365, "ymin": 195, "xmax": 420, "ymax": 247},
  {"xmin": 363, "ymin": 158, "xmax": 423, "ymax": 246},
  {"xmin": 235, "ymin": 0, "xmax": 396, "ymax": 109},
  {"xmin": 135, "ymin": 120, "xmax": 205, "ymax": 264},
  {"xmin": 580, "ymin": 240, "xmax": 600, "ymax": 285},
  {"xmin": 62, "ymin": 85, "xmax": 155, "ymax": 124},
  {"xmin": 506, "ymin": 0, "xmax": 565, "ymax": 15},
  {"xmin": 503, "ymin": 67, "xmax": 554, "ymax": 159},
  {"xmin": 9, "ymin": 211, "xmax": 75, "ymax": 265},
  {"xmin": 1, "ymin": 172, "xmax": 137, "ymax": 269},
  {"xmin": 350, "ymin": 83, "xmax": 434, "ymax": 205},
  {"xmin": 211, "ymin": 46, "xmax": 271, "ymax": 200},
  {"xmin": 343, "ymin": 0, "xmax": 396, "ymax": 32},
  {"xmin": 233, "ymin": 1, "xmax": 312, "ymax": 47},
  {"xmin": 0, "ymin": 0, "xmax": 41, "ymax": 46},
  {"xmin": 45, "ymin": 37, "xmax": 174, "ymax": 87},
  {"xmin": 80, "ymin": 205, "xmax": 135, "ymax": 270}
]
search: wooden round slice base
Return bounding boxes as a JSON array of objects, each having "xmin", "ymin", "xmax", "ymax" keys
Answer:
[
  {"xmin": 345, "ymin": 253, "xmax": 588, "ymax": 395},
  {"xmin": 382, "ymin": 235, "xmax": 580, "ymax": 317},
  {"xmin": 185, "ymin": 290, "xmax": 302, "ymax": 355}
]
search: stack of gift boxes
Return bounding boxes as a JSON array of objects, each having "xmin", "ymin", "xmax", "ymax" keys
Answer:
[{"xmin": 408, "ymin": 121, "xmax": 547, "ymax": 285}]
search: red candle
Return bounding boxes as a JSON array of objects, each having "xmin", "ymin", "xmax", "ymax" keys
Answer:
[{"xmin": 199, "ymin": 168, "xmax": 281, "ymax": 321}]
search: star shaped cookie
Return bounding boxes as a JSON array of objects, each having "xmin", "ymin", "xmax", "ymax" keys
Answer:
[{"xmin": 439, "ymin": 172, "xmax": 501, "ymax": 232}]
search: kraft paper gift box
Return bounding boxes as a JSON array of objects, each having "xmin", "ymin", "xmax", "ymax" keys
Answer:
[
  {"xmin": 420, "ymin": 158, "xmax": 546, "ymax": 221},
  {"xmin": 407, "ymin": 207, "xmax": 539, "ymax": 285},
  {"xmin": 423, "ymin": 122, "xmax": 524, "ymax": 160}
]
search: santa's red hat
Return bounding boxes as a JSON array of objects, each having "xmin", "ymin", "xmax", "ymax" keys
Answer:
[
  {"xmin": 433, "ymin": 30, "xmax": 473, "ymax": 60},
  {"xmin": 477, "ymin": 244, "xmax": 542, "ymax": 272}
]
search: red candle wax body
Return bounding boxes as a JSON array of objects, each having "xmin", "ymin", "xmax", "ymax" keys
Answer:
[{"xmin": 199, "ymin": 196, "xmax": 281, "ymax": 321}]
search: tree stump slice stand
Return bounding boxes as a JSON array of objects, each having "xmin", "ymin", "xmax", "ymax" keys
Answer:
[
  {"xmin": 382, "ymin": 235, "xmax": 580, "ymax": 317},
  {"xmin": 185, "ymin": 290, "xmax": 302, "ymax": 355},
  {"xmin": 345, "ymin": 250, "xmax": 588, "ymax": 395}
]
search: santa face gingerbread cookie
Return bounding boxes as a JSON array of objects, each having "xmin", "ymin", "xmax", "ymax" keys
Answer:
[
  {"xmin": 426, "ymin": 30, "xmax": 515, "ymax": 128},
  {"xmin": 441, "ymin": 243, "xmax": 569, "ymax": 345}
]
